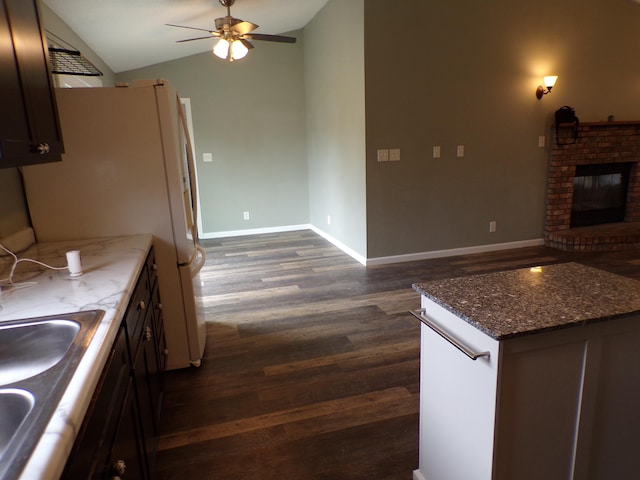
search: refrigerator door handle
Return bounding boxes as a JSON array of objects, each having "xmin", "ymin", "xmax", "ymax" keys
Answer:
[
  {"xmin": 177, "ymin": 96, "xmax": 199, "ymax": 235},
  {"xmin": 192, "ymin": 245, "xmax": 207, "ymax": 277}
]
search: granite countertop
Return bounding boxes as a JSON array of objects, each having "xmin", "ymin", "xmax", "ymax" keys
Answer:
[
  {"xmin": 413, "ymin": 262, "xmax": 640, "ymax": 340},
  {"xmin": 0, "ymin": 234, "xmax": 152, "ymax": 480}
]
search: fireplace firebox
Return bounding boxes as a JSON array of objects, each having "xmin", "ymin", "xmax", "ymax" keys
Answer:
[{"xmin": 570, "ymin": 162, "xmax": 631, "ymax": 228}]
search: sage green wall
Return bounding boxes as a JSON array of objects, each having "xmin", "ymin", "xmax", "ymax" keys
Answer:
[
  {"xmin": 364, "ymin": 0, "xmax": 640, "ymax": 258},
  {"xmin": 304, "ymin": 0, "xmax": 367, "ymax": 258},
  {"xmin": 115, "ymin": 35, "xmax": 309, "ymax": 236}
]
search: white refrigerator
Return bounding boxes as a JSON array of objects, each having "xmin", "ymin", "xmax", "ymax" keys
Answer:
[{"xmin": 22, "ymin": 79, "xmax": 206, "ymax": 370}]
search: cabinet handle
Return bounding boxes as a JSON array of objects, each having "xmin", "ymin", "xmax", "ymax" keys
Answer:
[
  {"xmin": 152, "ymin": 263, "xmax": 158, "ymax": 271},
  {"xmin": 157, "ymin": 302, "xmax": 163, "ymax": 311},
  {"xmin": 111, "ymin": 459, "xmax": 126, "ymax": 475},
  {"xmin": 139, "ymin": 300, "xmax": 146, "ymax": 310},
  {"xmin": 33, "ymin": 143, "xmax": 50, "ymax": 154},
  {"xmin": 143, "ymin": 325, "xmax": 152, "ymax": 342},
  {"xmin": 409, "ymin": 308, "xmax": 490, "ymax": 361}
]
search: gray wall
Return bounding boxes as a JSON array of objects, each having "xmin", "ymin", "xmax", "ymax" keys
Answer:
[
  {"xmin": 6, "ymin": 0, "xmax": 640, "ymax": 261},
  {"xmin": 364, "ymin": 0, "xmax": 640, "ymax": 258},
  {"xmin": 115, "ymin": 35, "xmax": 309, "ymax": 236},
  {"xmin": 304, "ymin": 0, "xmax": 367, "ymax": 258}
]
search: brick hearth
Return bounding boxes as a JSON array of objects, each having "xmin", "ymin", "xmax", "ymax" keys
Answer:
[{"xmin": 545, "ymin": 121, "xmax": 640, "ymax": 251}]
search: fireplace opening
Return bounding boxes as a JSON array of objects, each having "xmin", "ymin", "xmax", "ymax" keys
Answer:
[{"xmin": 570, "ymin": 162, "xmax": 632, "ymax": 228}]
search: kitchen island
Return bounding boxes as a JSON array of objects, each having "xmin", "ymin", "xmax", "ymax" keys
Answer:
[
  {"xmin": 0, "ymin": 234, "xmax": 152, "ymax": 480},
  {"xmin": 411, "ymin": 262, "xmax": 640, "ymax": 480}
]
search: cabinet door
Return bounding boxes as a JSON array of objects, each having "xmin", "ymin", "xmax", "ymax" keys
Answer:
[
  {"xmin": 61, "ymin": 326, "xmax": 130, "ymax": 480},
  {"xmin": 0, "ymin": 0, "xmax": 63, "ymax": 167},
  {"xmin": 133, "ymin": 305, "xmax": 162, "ymax": 476},
  {"xmin": 415, "ymin": 298, "xmax": 500, "ymax": 480},
  {"xmin": 107, "ymin": 377, "xmax": 148, "ymax": 480}
]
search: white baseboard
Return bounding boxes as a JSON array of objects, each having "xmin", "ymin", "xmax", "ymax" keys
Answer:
[
  {"xmin": 308, "ymin": 225, "xmax": 367, "ymax": 265},
  {"xmin": 413, "ymin": 469, "xmax": 426, "ymax": 480},
  {"xmin": 198, "ymin": 224, "xmax": 310, "ymax": 239},
  {"xmin": 365, "ymin": 238, "xmax": 544, "ymax": 266},
  {"xmin": 199, "ymin": 224, "xmax": 544, "ymax": 267}
]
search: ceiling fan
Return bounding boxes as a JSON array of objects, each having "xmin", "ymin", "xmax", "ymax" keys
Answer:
[{"xmin": 167, "ymin": 0, "xmax": 296, "ymax": 62}]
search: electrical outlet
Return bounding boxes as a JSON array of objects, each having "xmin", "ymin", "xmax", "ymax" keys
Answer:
[
  {"xmin": 243, "ymin": 211, "xmax": 250, "ymax": 220},
  {"xmin": 327, "ymin": 215, "xmax": 331, "ymax": 225},
  {"xmin": 389, "ymin": 148, "xmax": 401, "ymax": 161},
  {"xmin": 377, "ymin": 149, "xmax": 389, "ymax": 162},
  {"xmin": 489, "ymin": 221, "xmax": 497, "ymax": 233},
  {"xmin": 457, "ymin": 145, "xmax": 465, "ymax": 158},
  {"xmin": 538, "ymin": 136, "xmax": 546, "ymax": 148},
  {"xmin": 203, "ymin": 152, "xmax": 213, "ymax": 162},
  {"xmin": 433, "ymin": 146, "xmax": 441, "ymax": 158}
]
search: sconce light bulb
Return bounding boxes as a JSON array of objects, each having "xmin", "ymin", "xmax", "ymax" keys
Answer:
[{"xmin": 543, "ymin": 75, "xmax": 558, "ymax": 88}]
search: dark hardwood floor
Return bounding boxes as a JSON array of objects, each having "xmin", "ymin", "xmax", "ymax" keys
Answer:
[{"xmin": 155, "ymin": 230, "xmax": 640, "ymax": 480}]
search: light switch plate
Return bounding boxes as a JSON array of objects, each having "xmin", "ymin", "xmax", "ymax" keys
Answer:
[
  {"xmin": 389, "ymin": 148, "xmax": 401, "ymax": 161},
  {"xmin": 377, "ymin": 149, "xmax": 389, "ymax": 162},
  {"xmin": 456, "ymin": 145, "xmax": 465, "ymax": 158},
  {"xmin": 203, "ymin": 153, "xmax": 213, "ymax": 162}
]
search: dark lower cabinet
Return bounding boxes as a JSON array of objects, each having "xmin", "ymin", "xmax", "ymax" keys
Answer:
[{"xmin": 62, "ymin": 247, "xmax": 165, "ymax": 479}]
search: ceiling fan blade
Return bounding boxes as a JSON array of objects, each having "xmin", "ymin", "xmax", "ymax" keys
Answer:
[
  {"xmin": 166, "ymin": 23, "xmax": 214, "ymax": 34},
  {"xmin": 176, "ymin": 35, "xmax": 218, "ymax": 43},
  {"xmin": 239, "ymin": 38, "xmax": 254, "ymax": 50},
  {"xmin": 246, "ymin": 33, "xmax": 296, "ymax": 44},
  {"xmin": 230, "ymin": 20, "xmax": 258, "ymax": 35}
]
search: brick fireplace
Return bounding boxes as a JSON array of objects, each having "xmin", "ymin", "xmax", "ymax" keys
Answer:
[{"xmin": 545, "ymin": 121, "xmax": 640, "ymax": 251}]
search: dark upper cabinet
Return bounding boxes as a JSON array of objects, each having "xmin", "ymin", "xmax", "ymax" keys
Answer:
[{"xmin": 0, "ymin": 0, "xmax": 63, "ymax": 167}]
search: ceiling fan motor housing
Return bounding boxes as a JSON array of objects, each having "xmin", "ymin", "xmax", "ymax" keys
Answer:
[{"xmin": 219, "ymin": 0, "xmax": 235, "ymax": 7}]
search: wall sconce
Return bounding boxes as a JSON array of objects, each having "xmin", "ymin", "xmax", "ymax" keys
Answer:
[{"xmin": 536, "ymin": 76, "xmax": 558, "ymax": 99}]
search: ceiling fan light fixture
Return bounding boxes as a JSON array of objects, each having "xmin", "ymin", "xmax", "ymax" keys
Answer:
[
  {"xmin": 212, "ymin": 38, "xmax": 248, "ymax": 62},
  {"xmin": 213, "ymin": 38, "xmax": 230, "ymax": 59},
  {"xmin": 230, "ymin": 40, "xmax": 248, "ymax": 60}
]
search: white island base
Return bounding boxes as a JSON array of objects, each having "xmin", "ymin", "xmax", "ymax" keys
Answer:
[{"xmin": 412, "ymin": 264, "xmax": 640, "ymax": 480}]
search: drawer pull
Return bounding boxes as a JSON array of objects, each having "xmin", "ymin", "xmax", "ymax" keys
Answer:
[
  {"xmin": 409, "ymin": 308, "xmax": 490, "ymax": 361},
  {"xmin": 139, "ymin": 300, "xmax": 146, "ymax": 310},
  {"xmin": 111, "ymin": 459, "xmax": 126, "ymax": 475}
]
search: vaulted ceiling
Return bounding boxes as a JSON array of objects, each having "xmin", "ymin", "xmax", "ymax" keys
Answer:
[{"xmin": 42, "ymin": 0, "xmax": 329, "ymax": 73}]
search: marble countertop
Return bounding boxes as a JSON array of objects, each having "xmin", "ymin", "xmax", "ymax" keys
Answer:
[
  {"xmin": 0, "ymin": 234, "xmax": 152, "ymax": 480},
  {"xmin": 413, "ymin": 262, "xmax": 640, "ymax": 340}
]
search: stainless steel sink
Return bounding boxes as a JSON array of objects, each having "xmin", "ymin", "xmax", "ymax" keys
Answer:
[
  {"xmin": 0, "ymin": 319, "xmax": 80, "ymax": 386},
  {"xmin": 0, "ymin": 389, "xmax": 34, "ymax": 460},
  {"xmin": 0, "ymin": 310, "xmax": 104, "ymax": 480}
]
